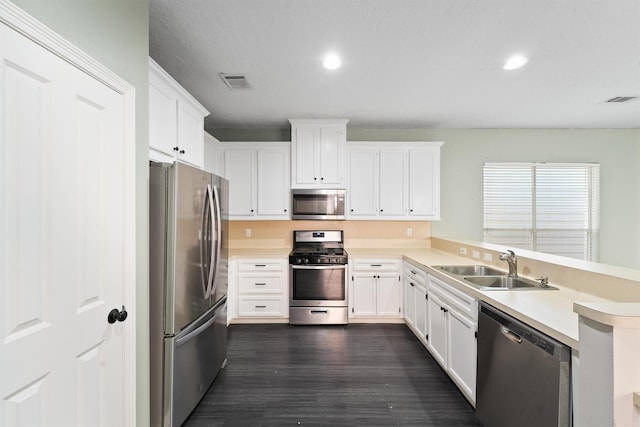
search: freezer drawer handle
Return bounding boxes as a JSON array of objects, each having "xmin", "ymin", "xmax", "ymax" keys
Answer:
[
  {"xmin": 310, "ymin": 310, "xmax": 328, "ymax": 314},
  {"xmin": 500, "ymin": 326, "xmax": 523, "ymax": 344},
  {"xmin": 175, "ymin": 312, "xmax": 219, "ymax": 347}
]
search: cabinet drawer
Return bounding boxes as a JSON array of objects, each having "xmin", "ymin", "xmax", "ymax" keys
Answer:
[
  {"xmin": 352, "ymin": 258, "xmax": 400, "ymax": 271},
  {"xmin": 428, "ymin": 275, "xmax": 478, "ymax": 320},
  {"xmin": 238, "ymin": 296, "xmax": 284, "ymax": 317},
  {"xmin": 237, "ymin": 259, "xmax": 286, "ymax": 272},
  {"xmin": 403, "ymin": 262, "xmax": 427, "ymax": 285},
  {"xmin": 238, "ymin": 273, "xmax": 284, "ymax": 293}
]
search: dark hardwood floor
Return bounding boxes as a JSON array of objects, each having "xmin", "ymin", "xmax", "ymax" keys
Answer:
[{"xmin": 183, "ymin": 324, "xmax": 482, "ymax": 426}]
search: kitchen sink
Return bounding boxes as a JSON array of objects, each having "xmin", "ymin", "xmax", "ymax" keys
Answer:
[
  {"xmin": 434, "ymin": 265, "xmax": 505, "ymax": 276},
  {"xmin": 463, "ymin": 275, "xmax": 558, "ymax": 290},
  {"xmin": 432, "ymin": 265, "xmax": 558, "ymax": 291}
]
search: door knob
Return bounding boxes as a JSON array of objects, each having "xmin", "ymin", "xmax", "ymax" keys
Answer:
[{"xmin": 107, "ymin": 305, "xmax": 128, "ymax": 324}]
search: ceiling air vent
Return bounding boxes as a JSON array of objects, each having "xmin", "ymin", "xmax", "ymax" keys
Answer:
[
  {"xmin": 605, "ymin": 96, "xmax": 637, "ymax": 103},
  {"xmin": 220, "ymin": 73, "xmax": 252, "ymax": 90}
]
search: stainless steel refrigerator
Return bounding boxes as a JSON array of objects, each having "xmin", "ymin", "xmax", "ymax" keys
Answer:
[{"xmin": 149, "ymin": 161, "xmax": 229, "ymax": 427}]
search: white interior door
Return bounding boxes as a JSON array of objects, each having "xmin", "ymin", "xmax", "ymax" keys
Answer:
[{"xmin": 0, "ymin": 9, "xmax": 134, "ymax": 427}]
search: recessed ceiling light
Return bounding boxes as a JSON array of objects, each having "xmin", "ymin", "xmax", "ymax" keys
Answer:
[
  {"xmin": 323, "ymin": 53, "xmax": 342, "ymax": 70},
  {"xmin": 503, "ymin": 55, "xmax": 528, "ymax": 71}
]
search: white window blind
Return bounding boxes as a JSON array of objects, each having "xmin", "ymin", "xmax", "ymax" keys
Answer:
[{"xmin": 483, "ymin": 162, "xmax": 600, "ymax": 261}]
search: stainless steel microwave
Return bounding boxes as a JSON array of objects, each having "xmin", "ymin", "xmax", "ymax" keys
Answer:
[{"xmin": 291, "ymin": 189, "xmax": 346, "ymax": 220}]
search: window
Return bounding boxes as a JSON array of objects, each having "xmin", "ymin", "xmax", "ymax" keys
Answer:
[{"xmin": 483, "ymin": 162, "xmax": 600, "ymax": 261}]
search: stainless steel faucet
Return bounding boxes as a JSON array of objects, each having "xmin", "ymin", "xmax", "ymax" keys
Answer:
[{"xmin": 499, "ymin": 250, "xmax": 518, "ymax": 277}]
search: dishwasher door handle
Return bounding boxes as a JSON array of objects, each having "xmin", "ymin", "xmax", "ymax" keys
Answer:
[{"xmin": 500, "ymin": 326, "xmax": 522, "ymax": 344}]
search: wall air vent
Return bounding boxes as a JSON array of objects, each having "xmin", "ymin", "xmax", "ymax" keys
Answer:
[
  {"xmin": 605, "ymin": 96, "xmax": 637, "ymax": 103},
  {"xmin": 219, "ymin": 73, "xmax": 252, "ymax": 90}
]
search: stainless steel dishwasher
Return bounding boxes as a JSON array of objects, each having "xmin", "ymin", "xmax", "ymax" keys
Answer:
[{"xmin": 476, "ymin": 302, "xmax": 571, "ymax": 427}]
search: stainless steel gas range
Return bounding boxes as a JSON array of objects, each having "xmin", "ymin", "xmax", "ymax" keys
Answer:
[{"xmin": 288, "ymin": 230, "xmax": 348, "ymax": 325}]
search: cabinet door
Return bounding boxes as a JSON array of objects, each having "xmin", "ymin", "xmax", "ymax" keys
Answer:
[
  {"xmin": 224, "ymin": 149, "xmax": 256, "ymax": 216},
  {"xmin": 447, "ymin": 308, "xmax": 477, "ymax": 403},
  {"xmin": 351, "ymin": 274, "xmax": 376, "ymax": 317},
  {"xmin": 257, "ymin": 147, "xmax": 290, "ymax": 217},
  {"xmin": 149, "ymin": 79, "xmax": 177, "ymax": 158},
  {"xmin": 293, "ymin": 127, "xmax": 318, "ymax": 185},
  {"xmin": 203, "ymin": 132, "xmax": 222, "ymax": 176},
  {"xmin": 378, "ymin": 149, "xmax": 407, "ymax": 216},
  {"xmin": 427, "ymin": 292, "xmax": 447, "ymax": 368},
  {"xmin": 376, "ymin": 272, "xmax": 401, "ymax": 317},
  {"xmin": 318, "ymin": 126, "xmax": 343, "ymax": 184},
  {"xmin": 409, "ymin": 148, "xmax": 439, "ymax": 218},
  {"xmin": 403, "ymin": 278, "xmax": 416, "ymax": 327},
  {"xmin": 176, "ymin": 101, "xmax": 204, "ymax": 167},
  {"xmin": 348, "ymin": 149, "xmax": 378, "ymax": 216},
  {"xmin": 415, "ymin": 284, "xmax": 428, "ymax": 341}
]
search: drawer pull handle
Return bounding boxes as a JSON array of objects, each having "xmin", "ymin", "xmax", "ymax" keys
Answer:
[
  {"xmin": 255, "ymin": 305, "xmax": 266, "ymax": 309},
  {"xmin": 254, "ymin": 283, "xmax": 267, "ymax": 286},
  {"xmin": 310, "ymin": 310, "xmax": 328, "ymax": 314},
  {"xmin": 255, "ymin": 264, "xmax": 266, "ymax": 267},
  {"xmin": 370, "ymin": 264, "xmax": 382, "ymax": 267}
]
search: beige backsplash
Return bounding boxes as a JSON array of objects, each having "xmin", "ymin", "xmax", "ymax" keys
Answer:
[{"xmin": 228, "ymin": 220, "xmax": 432, "ymax": 249}]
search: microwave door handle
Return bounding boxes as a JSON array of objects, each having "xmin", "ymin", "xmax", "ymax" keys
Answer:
[{"xmin": 209, "ymin": 184, "xmax": 222, "ymax": 297}]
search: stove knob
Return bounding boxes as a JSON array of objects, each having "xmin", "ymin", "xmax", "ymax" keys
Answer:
[{"xmin": 303, "ymin": 258, "xmax": 309, "ymax": 264}]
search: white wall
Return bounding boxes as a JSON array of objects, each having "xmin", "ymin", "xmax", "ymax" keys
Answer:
[
  {"xmin": 214, "ymin": 127, "xmax": 640, "ymax": 269},
  {"xmin": 348, "ymin": 128, "xmax": 640, "ymax": 269},
  {"xmin": 10, "ymin": 1, "xmax": 151, "ymax": 425}
]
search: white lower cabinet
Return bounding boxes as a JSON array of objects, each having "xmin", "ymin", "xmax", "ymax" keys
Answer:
[
  {"xmin": 232, "ymin": 258, "xmax": 288, "ymax": 321},
  {"xmin": 427, "ymin": 274, "xmax": 478, "ymax": 405},
  {"xmin": 403, "ymin": 261, "xmax": 428, "ymax": 345},
  {"xmin": 350, "ymin": 258, "xmax": 402, "ymax": 319}
]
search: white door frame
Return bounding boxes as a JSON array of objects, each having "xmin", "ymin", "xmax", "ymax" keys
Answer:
[{"xmin": 0, "ymin": 1, "xmax": 137, "ymax": 424}]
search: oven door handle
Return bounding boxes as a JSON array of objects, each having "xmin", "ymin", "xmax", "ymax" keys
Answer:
[{"xmin": 291, "ymin": 265, "xmax": 346, "ymax": 270}]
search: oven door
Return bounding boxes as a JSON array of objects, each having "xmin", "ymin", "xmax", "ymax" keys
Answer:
[{"xmin": 290, "ymin": 264, "xmax": 347, "ymax": 307}]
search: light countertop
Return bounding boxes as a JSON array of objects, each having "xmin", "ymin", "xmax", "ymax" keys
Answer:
[
  {"xmin": 229, "ymin": 248, "xmax": 290, "ymax": 258},
  {"xmin": 573, "ymin": 302, "xmax": 640, "ymax": 328},
  {"xmin": 349, "ymin": 247, "xmax": 618, "ymax": 349},
  {"xmin": 230, "ymin": 245, "xmax": 632, "ymax": 349}
]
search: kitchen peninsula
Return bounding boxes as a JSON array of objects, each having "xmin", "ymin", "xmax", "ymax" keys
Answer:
[{"xmin": 228, "ymin": 226, "xmax": 640, "ymax": 425}]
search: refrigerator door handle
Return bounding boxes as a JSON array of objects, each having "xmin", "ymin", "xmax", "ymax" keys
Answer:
[
  {"xmin": 209, "ymin": 184, "xmax": 222, "ymax": 297},
  {"xmin": 199, "ymin": 185, "xmax": 212, "ymax": 298}
]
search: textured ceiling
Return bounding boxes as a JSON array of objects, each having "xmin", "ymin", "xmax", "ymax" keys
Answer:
[{"xmin": 149, "ymin": 0, "xmax": 640, "ymax": 131}]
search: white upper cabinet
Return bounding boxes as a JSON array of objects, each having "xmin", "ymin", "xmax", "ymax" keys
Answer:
[
  {"xmin": 290, "ymin": 119, "xmax": 348, "ymax": 188},
  {"xmin": 378, "ymin": 149, "xmax": 408, "ymax": 216},
  {"xmin": 409, "ymin": 147, "xmax": 441, "ymax": 218},
  {"xmin": 223, "ymin": 147, "xmax": 256, "ymax": 217},
  {"xmin": 149, "ymin": 58, "xmax": 209, "ymax": 168},
  {"xmin": 203, "ymin": 131, "xmax": 223, "ymax": 176},
  {"xmin": 347, "ymin": 141, "xmax": 443, "ymax": 220},
  {"xmin": 221, "ymin": 142, "xmax": 291, "ymax": 220},
  {"xmin": 347, "ymin": 148, "xmax": 378, "ymax": 216},
  {"xmin": 257, "ymin": 147, "xmax": 291, "ymax": 216}
]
